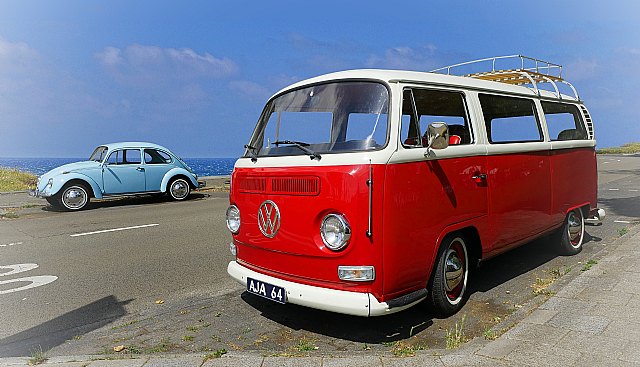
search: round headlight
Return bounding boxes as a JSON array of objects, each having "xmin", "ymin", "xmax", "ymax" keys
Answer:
[
  {"xmin": 321, "ymin": 214, "xmax": 351, "ymax": 251},
  {"xmin": 226, "ymin": 205, "xmax": 241, "ymax": 233}
]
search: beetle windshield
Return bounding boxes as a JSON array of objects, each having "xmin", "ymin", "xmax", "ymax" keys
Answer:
[
  {"xmin": 247, "ymin": 81, "xmax": 389, "ymax": 158},
  {"xmin": 89, "ymin": 146, "xmax": 108, "ymax": 162}
]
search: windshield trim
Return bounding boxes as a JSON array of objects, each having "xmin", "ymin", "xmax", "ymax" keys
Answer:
[
  {"xmin": 245, "ymin": 78, "xmax": 392, "ymax": 159},
  {"xmin": 89, "ymin": 146, "xmax": 109, "ymax": 162}
]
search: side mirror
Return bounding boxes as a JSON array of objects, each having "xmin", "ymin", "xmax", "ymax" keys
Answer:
[{"xmin": 425, "ymin": 122, "xmax": 449, "ymax": 154}]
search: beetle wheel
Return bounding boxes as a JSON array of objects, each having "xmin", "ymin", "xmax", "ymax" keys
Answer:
[
  {"xmin": 428, "ymin": 234, "xmax": 469, "ymax": 317},
  {"xmin": 169, "ymin": 178, "xmax": 190, "ymax": 200},
  {"xmin": 57, "ymin": 183, "xmax": 90, "ymax": 211}
]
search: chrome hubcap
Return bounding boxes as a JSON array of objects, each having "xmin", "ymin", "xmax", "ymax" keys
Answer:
[
  {"xmin": 444, "ymin": 248, "xmax": 463, "ymax": 292},
  {"xmin": 63, "ymin": 187, "xmax": 87, "ymax": 209},
  {"xmin": 568, "ymin": 211, "xmax": 583, "ymax": 247},
  {"xmin": 171, "ymin": 180, "xmax": 188, "ymax": 199}
]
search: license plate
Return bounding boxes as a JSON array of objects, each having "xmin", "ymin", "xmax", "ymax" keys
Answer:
[{"xmin": 247, "ymin": 277, "xmax": 286, "ymax": 304}]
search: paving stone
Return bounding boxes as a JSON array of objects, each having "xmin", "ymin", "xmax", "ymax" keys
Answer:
[
  {"xmin": 441, "ymin": 353, "xmax": 513, "ymax": 366},
  {"xmin": 575, "ymin": 289, "xmax": 632, "ymax": 306},
  {"xmin": 144, "ymin": 355, "xmax": 204, "ymax": 367},
  {"xmin": 539, "ymin": 297, "xmax": 594, "ymax": 313},
  {"xmin": 504, "ymin": 343, "xmax": 581, "ymax": 367},
  {"xmin": 202, "ymin": 354, "xmax": 264, "ymax": 367},
  {"xmin": 620, "ymin": 347, "xmax": 640, "ymax": 364},
  {"xmin": 557, "ymin": 330, "xmax": 629, "ymax": 359},
  {"xmin": 501, "ymin": 323, "xmax": 569, "ymax": 344},
  {"xmin": 546, "ymin": 313, "xmax": 610, "ymax": 334},
  {"xmin": 522, "ymin": 309, "xmax": 558, "ymax": 325},
  {"xmin": 0, "ymin": 357, "xmax": 29, "ymax": 366},
  {"xmin": 571, "ymin": 354, "xmax": 638, "ymax": 367},
  {"xmin": 612, "ymin": 280, "xmax": 640, "ymax": 296},
  {"xmin": 586, "ymin": 303, "xmax": 631, "ymax": 319},
  {"xmin": 89, "ymin": 359, "xmax": 147, "ymax": 367},
  {"xmin": 322, "ymin": 356, "xmax": 383, "ymax": 367},
  {"xmin": 261, "ymin": 356, "xmax": 322, "ymax": 367},
  {"xmin": 603, "ymin": 320, "xmax": 640, "ymax": 341},
  {"xmin": 379, "ymin": 356, "xmax": 442, "ymax": 367},
  {"xmin": 475, "ymin": 338, "xmax": 520, "ymax": 359}
]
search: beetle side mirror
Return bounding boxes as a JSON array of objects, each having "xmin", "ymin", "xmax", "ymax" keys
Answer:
[{"xmin": 424, "ymin": 122, "xmax": 449, "ymax": 156}]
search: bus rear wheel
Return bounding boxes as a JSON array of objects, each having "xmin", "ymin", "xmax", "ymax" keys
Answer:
[
  {"xmin": 428, "ymin": 233, "xmax": 469, "ymax": 317},
  {"xmin": 559, "ymin": 208, "xmax": 585, "ymax": 255}
]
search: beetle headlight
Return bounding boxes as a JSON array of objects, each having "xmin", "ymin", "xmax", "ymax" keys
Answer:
[
  {"xmin": 226, "ymin": 205, "xmax": 241, "ymax": 233},
  {"xmin": 321, "ymin": 214, "xmax": 351, "ymax": 251}
]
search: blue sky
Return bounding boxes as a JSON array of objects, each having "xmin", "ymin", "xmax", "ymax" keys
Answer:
[{"xmin": 1, "ymin": 1, "xmax": 639, "ymax": 157}]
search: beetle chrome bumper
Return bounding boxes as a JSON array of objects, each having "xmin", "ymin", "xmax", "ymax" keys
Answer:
[
  {"xmin": 29, "ymin": 189, "xmax": 52, "ymax": 198},
  {"xmin": 227, "ymin": 261, "xmax": 423, "ymax": 317}
]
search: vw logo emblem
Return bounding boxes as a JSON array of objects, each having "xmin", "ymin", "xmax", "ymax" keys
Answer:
[{"xmin": 258, "ymin": 200, "xmax": 280, "ymax": 238}]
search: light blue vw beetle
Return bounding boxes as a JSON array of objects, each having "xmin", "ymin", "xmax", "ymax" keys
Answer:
[{"xmin": 31, "ymin": 142, "xmax": 205, "ymax": 211}]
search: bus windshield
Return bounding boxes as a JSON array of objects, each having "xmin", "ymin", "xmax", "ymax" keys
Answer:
[{"xmin": 247, "ymin": 81, "xmax": 389, "ymax": 158}]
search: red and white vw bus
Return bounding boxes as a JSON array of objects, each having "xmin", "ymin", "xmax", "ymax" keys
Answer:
[{"xmin": 226, "ymin": 55, "xmax": 604, "ymax": 317}]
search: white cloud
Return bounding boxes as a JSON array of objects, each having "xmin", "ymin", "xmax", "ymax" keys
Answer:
[
  {"xmin": 229, "ymin": 80, "xmax": 272, "ymax": 101},
  {"xmin": 366, "ymin": 45, "xmax": 440, "ymax": 71},
  {"xmin": 95, "ymin": 44, "xmax": 239, "ymax": 84}
]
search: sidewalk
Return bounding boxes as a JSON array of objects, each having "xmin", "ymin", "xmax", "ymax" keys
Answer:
[{"xmin": 2, "ymin": 224, "xmax": 638, "ymax": 366}]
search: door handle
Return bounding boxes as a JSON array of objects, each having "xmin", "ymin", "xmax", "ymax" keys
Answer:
[
  {"xmin": 472, "ymin": 173, "xmax": 487, "ymax": 183},
  {"xmin": 136, "ymin": 167, "xmax": 145, "ymax": 172}
]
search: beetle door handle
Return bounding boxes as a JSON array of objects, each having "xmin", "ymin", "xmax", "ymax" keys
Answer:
[{"xmin": 136, "ymin": 167, "xmax": 145, "ymax": 172}]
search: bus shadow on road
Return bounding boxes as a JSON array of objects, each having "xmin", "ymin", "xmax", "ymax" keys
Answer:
[
  {"xmin": 239, "ymin": 230, "xmax": 601, "ymax": 349},
  {"xmin": 0, "ymin": 295, "xmax": 131, "ymax": 357}
]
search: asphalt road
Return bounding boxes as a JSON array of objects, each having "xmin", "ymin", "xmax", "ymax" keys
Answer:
[{"xmin": 0, "ymin": 155, "xmax": 638, "ymax": 357}]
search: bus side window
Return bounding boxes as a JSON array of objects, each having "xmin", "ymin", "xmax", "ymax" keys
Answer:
[
  {"xmin": 479, "ymin": 94, "xmax": 542, "ymax": 144},
  {"xmin": 413, "ymin": 89, "xmax": 472, "ymax": 145},
  {"xmin": 542, "ymin": 102, "xmax": 588, "ymax": 141}
]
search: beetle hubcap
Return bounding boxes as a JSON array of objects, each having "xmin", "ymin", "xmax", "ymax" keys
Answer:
[
  {"xmin": 443, "ymin": 239, "xmax": 467, "ymax": 303},
  {"xmin": 568, "ymin": 211, "xmax": 583, "ymax": 247},
  {"xmin": 171, "ymin": 180, "xmax": 188, "ymax": 199},
  {"xmin": 63, "ymin": 187, "xmax": 87, "ymax": 209}
]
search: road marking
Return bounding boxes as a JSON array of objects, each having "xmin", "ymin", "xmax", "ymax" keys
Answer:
[
  {"xmin": 0, "ymin": 264, "xmax": 39, "ymax": 277},
  {"xmin": 614, "ymin": 220, "xmax": 632, "ymax": 224},
  {"xmin": 630, "ymin": 189, "xmax": 639, "ymax": 192},
  {"xmin": 70, "ymin": 223, "xmax": 160, "ymax": 237},
  {"xmin": 0, "ymin": 242, "xmax": 22, "ymax": 247},
  {"xmin": 608, "ymin": 188, "xmax": 620, "ymax": 191},
  {"xmin": 0, "ymin": 276, "xmax": 58, "ymax": 295}
]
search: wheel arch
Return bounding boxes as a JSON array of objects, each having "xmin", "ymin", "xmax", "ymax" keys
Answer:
[
  {"xmin": 160, "ymin": 168, "xmax": 198, "ymax": 192},
  {"xmin": 55, "ymin": 175, "xmax": 102, "ymax": 199}
]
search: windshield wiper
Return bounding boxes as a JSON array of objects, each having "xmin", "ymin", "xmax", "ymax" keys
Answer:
[
  {"xmin": 244, "ymin": 144, "xmax": 259, "ymax": 162},
  {"xmin": 273, "ymin": 140, "xmax": 321, "ymax": 161}
]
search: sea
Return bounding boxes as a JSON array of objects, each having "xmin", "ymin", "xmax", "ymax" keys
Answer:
[{"xmin": 0, "ymin": 157, "xmax": 237, "ymax": 177}]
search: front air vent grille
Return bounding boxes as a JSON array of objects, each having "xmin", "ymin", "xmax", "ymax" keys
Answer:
[
  {"xmin": 237, "ymin": 177, "xmax": 266, "ymax": 193},
  {"xmin": 236, "ymin": 176, "xmax": 320, "ymax": 196},
  {"xmin": 271, "ymin": 177, "xmax": 319, "ymax": 195}
]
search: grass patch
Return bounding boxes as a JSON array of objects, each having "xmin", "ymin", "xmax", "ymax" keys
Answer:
[
  {"xmin": 295, "ymin": 338, "xmax": 318, "ymax": 352},
  {"xmin": 0, "ymin": 211, "xmax": 19, "ymax": 219},
  {"xmin": 203, "ymin": 348, "xmax": 227, "ymax": 361},
  {"xmin": 483, "ymin": 327, "xmax": 498, "ymax": 340},
  {"xmin": 181, "ymin": 335, "xmax": 195, "ymax": 342},
  {"xmin": 147, "ymin": 337, "xmax": 174, "ymax": 353},
  {"xmin": 391, "ymin": 341, "xmax": 426, "ymax": 357},
  {"xmin": 581, "ymin": 259, "xmax": 598, "ymax": 272},
  {"xmin": 0, "ymin": 168, "xmax": 37, "ymax": 192},
  {"xmin": 597, "ymin": 142, "xmax": 640, "ymax": 154},
  {"xmin": 445, "ymin": 315, "xmax": 466, "ymax": 350},
  {"xmin": 618, "ymin": 227, "xmax": 629, "ymax": 237},
  {"xmin": 28, "ymin": 346, "xmax": 47, "ymax": 365}
]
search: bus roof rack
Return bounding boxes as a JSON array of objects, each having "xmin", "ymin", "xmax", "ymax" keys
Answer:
[{"xmin": 430, "ymin": 55, "xmax": 579, "ymax": 101}]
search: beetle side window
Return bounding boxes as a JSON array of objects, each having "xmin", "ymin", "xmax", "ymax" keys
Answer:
[
  {"xmin": 542, "ymin": 102, "xmax": 588, "ymax": 141},
  {"xmin": 479, "ymin": 94, "xmax": 542, "ymax": 143},
  {"xmin": 145, "ymin": 149, "xmax": 172, "ymax": 164},
  {"xmin": 401, "ymin": 88, "xmax": 472, "ymax": 147},
  {"xmin": 106, "ymin": 149, "xmax": 142, "ymax": 165}
]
